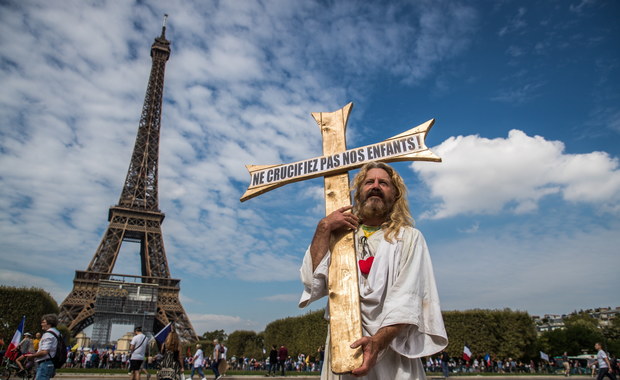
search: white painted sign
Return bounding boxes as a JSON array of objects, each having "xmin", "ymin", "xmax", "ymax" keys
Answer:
[{"xmin": 241, "ymin": 119, "xmax": 440, "ymax": 202}]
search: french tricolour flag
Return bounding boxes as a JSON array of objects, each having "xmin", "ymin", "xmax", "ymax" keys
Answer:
[
  {"xmin": 4, "ymin": 316, "xmax": 26, "ymax": 361},
  {"xmin": 484, "ymin": 353, "xmax": 491, "ymax": 366},
  {"xmin": 154, "ymin": 322, "xmax": 172, "ymax": 345},
  {"xmin": 463, "ymin": 345, "xmax": 472, "ymax": 361}
]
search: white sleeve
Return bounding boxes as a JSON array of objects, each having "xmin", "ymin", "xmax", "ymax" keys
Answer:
[{"xmin": 298, "ymin": 246, "xmax": 330, "ymax": 308}]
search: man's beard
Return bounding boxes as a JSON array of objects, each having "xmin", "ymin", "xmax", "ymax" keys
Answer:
[{"xmin": 358, "ymin": 190, "xmax": 393, "ymax": 222}]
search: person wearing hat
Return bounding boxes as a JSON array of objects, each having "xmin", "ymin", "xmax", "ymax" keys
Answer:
[
  {"xmin": 15, "ymin": 333, "xmax": 36, "ymax": 376},
  {"xmin": 18, "ymin": 333, "xmax": 35, "ymax": 355}
]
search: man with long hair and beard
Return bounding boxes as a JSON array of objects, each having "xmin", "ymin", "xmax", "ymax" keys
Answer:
[{"xmin": 299, "ymin": 162, "xmax": 448, "ymax": 380}]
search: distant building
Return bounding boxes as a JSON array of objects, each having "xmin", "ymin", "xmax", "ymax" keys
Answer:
[
  {"xmin": 116, "ymin": 332, "xmax": 134, "ymax": 354},
  {"xmin": 532, "ymin": 306, "xmax": 619, "ymax": 334},
  {"xmin": 586, "ymin": 306, "xmax": 620, "ymax": 328},
  {"xmin": 533, "ymin": 314, "xmax": 567, "ymax": 333},
  {"xmin": 75, "ymin": 331, "xmax": 91, "ymax": 349}
]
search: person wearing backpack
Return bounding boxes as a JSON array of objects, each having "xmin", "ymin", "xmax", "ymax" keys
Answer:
[{"xmin": 23, "ymin": 314, "xmax": 61, "ymax": 380}]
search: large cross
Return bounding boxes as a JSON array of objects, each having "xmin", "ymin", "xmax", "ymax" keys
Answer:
[{"xmin": 241, "ymin": 103, "xmax": 441, "ymax": 374}]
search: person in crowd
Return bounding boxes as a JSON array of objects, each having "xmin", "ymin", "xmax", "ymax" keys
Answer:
[
  {"xmin": 563, "ymin": 352, "xmax": 570, "ymax": 377},
  {"xmin": 211, "ymin": 339, "xmax": 223, "ymax": 380},
  {"xmin": 32, "ymin": 333, "xmax": 41, "ymax": 352},
  {"xmin": 17, "ymin": 332, "xmax": 35, "ymax": 355},
  {"xmin": 218, "ymin": 343, "xmax": 228, "ymax": 377},
  {"xmin": 595, "ymin": 342, "xmax": 617, "ymax": 380},
  {"xmin": 159, "ymin": 327, "xmax": 183, "ymax": 380},
  {"xmin": 441, "ymin": 350, "xmax": 450, "ymax": 377},
  {"xmin": 128, "ymin": 326, "xmax": 149, "ymax": 380},
  {"xmin": 188, "ymin": 344, "xmax": 205, "ymax": 380},
  {"xmin": 317, "ymin": 346, "xmax": 325, "ymax": 374},
  {"xmin": 266, "ymin": 344, "xmax": 278, "ymax": 376},
  {"xmin": 14, "ymin": 332, "xmax": 35, "ymax": 374},
  {"xmin": 278, "ymin": 345, "xmax": 288, "ymax": 376},
  {"xmin": 22, "ymin": 314, "xmax": 60, "ymax": 380},
  {"xmin": 299, "ymin": 162, "xmax": 448, "ymax": 379}
]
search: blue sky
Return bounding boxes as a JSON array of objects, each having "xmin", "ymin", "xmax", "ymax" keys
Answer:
[{"xmin": 1, "ymin": 0, "xmax": 619, "ymax": 338}]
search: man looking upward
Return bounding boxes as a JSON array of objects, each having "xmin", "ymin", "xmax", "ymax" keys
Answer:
[{"xmin": 299, "ymin": 162, "xmax": 448, "ymax": 379}]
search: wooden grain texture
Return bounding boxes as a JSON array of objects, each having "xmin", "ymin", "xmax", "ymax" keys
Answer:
[{"xmin": 312, "ymin": 103, "xmax": 364, "ymax": 374}]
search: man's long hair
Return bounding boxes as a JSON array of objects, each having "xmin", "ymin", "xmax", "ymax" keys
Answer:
[{"xmin": 352, "ymin": 162, "xmax": 414, "ymax": 242}]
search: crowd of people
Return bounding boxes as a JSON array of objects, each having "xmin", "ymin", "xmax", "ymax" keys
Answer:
[
  {"xmin": 424, "ymin": 350, "xmax": 619, "ymax": 378},
  {"xmin": 224, "ymin": 345, "xmax": 325, "ymax": 375},
  {"xmin": 2, "ymin": 316, "xmax": 619, "ymax": 380},
  {"xmin": 5, "ymin": 330, "xmax": 619, "ymax": 379}
]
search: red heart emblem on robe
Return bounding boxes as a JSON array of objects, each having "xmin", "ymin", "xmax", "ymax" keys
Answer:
[{"xmin": 358, "ymin": 256, "xmax": 374, "ymax": 275}]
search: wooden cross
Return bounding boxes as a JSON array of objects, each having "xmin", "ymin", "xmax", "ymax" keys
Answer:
[{"xmin": 241, "ymin": 102, "xmax": 441, "ymax": 373}]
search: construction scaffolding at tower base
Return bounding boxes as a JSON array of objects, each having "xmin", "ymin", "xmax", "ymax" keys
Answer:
[
  {"xmin": 91, "ymin": 275, "xmax": 158, "ymax": 346},
  {"xmin": 61, "ymin": 270, "xmax": 196, "ymax": 343}
]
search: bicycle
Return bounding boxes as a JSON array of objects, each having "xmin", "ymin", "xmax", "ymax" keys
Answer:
[
  {"xmin": 0, "ymin": 356, "xmax": 20, "ymax": 380},
  {"xmin": 0, "ymin": 355, "xmax": 35, "ymax": 380}
]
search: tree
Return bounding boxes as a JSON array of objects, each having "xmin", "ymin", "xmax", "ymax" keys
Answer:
[
  {"xmin": 564, "ymin": 312, "xmax": 599, "ymax": 330},
  {"xmin": 263, "ymin": 309, "xmax": 327, "ymax": 360},
  {"xmin": 538, "ymin": 324, "xmax": 603, "ymax": 356},
  {"xmin": 602, "ymin": 317, "xmax": 620, "ymax": 355},
  {"xmin": 442, "ymin": 309, "xmax": 537, "ymax": 360},
  {"xmin": 227, "ymin": 330, "xmax": 264, "ymax": 359},
  {"xmin": 0, "ymin": 286, "xmax": 59, "ymax": 340},
  {"xmin": 201, "ymin": 329, "xmax": 227, "ymax": 343}
]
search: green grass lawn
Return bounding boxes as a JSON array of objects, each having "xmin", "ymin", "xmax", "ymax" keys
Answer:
[
  {"xmin": 57, "ymin": 368, "xmax": 322, "ymax": 376},
  {"xmin": 56, "ymin": 368, "xmax": 578, "ymax": 377}
]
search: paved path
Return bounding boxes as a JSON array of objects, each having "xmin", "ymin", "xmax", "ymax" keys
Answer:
[
  {"xmin": 56, "ymin": 375, "xmax": 318, "ymax": 380},
  {"xmin": 55, "ymin": 374, "xmax": 594, "ymax": 380}
]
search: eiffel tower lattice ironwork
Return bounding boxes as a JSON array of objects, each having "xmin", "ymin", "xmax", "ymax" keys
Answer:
[{"xmin": 58, "ymin": 16, "xmax": 197, "ymax": 343}]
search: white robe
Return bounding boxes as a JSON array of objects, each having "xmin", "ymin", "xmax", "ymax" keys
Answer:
[{"xmin": 299, "ymin": 226, "xmax": 448, "ymax": 380}]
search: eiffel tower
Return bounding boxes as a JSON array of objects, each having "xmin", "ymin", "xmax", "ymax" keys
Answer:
[{"xmin": 59, "ymin": 16, "xmax": 197, "ymax": 344}]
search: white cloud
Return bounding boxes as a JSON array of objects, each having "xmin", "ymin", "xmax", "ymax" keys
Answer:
[
  {"xmin": 506, "ymin": 45, "xmax": 524, "ymax": 57},
  {"xmin": 413, "ymin": 130, "xmax": 620, "ymax": 219},
  {"xmin": 569, "ymin": 0, "xmax": 595, "ymax": 14},
  {"xmin": 498, "ymin": 7, "xmax": 527, "ymax": 37},
  {"xmin": 491, "ymin": 82, "xmax": 545, "ymax": 104},
  {"xmin": 458, "ymin": 221, "xmax": 480, "ymax": 234},
  {"xmin": 0, "ymin": 269, "xmax": 68, "ymax": 303}
]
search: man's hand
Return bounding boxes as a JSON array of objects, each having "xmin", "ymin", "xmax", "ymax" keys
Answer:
[
  {"xmin": 349, "ymin": 324, "xmax": 407, "ymax": 377},
  {"xmin": 349, "ymin": 336, "xmax": 380, "ymax": 377},
  {"xmin": 322, "ymin": 205, "xmax": 359, "ymax": 233},
  {"xmin": 309, "ymin": 206, "xmax": 359, "ymax": 270}
]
